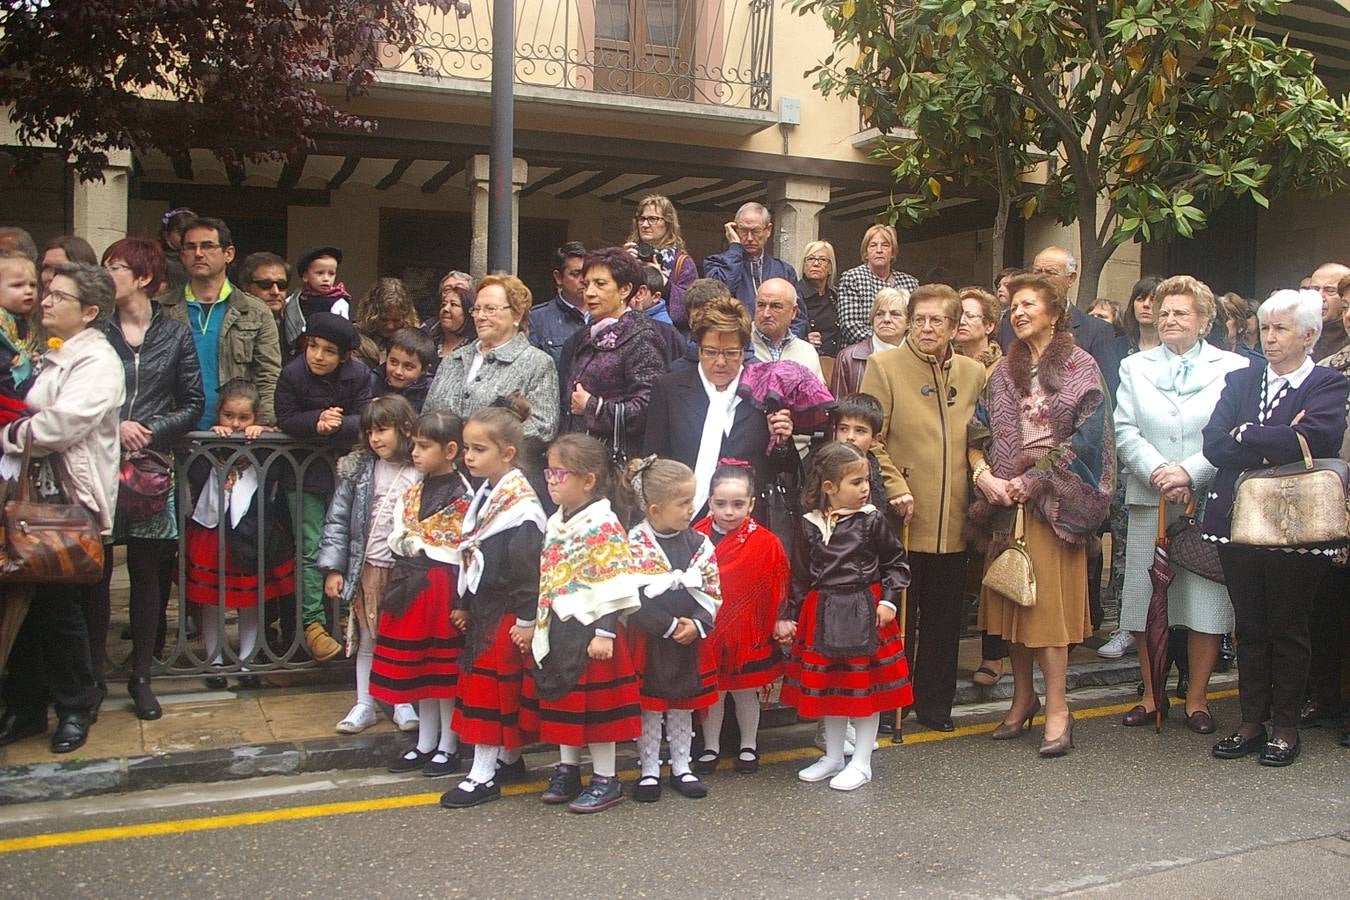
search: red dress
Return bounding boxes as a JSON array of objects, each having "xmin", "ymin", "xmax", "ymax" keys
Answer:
[
  {"xmin": 693, "ymin": 516, "xmax": 788, "ymax": 692},
  {"xmin": 519, "ymin": 627, "xmax": 643, "ymax": 746}
]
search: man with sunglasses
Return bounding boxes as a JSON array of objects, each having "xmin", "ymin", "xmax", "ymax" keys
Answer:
[{"xmin": 159, "ymin": 217, "xmax": 282, "ymax": 425}]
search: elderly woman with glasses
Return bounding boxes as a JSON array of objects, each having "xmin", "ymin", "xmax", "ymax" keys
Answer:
[
  {"xmin": 625, "ymin": 195, "xmax": 698, "ymax": 331},
  {"xmin": 424, "ymin": 274, "xmax": 557, "ymax": 442},
  {"xmin": 800, "ymin": 241, "xmax": 842, "ymax": 360},
  {"xmin": 829, "ymin": 287, "xmax": 909, "ymax": 399}
]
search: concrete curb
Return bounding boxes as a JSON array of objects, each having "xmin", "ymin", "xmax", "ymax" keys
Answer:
[{"xmin": 0, "ymin": 658, "xmax": 1151, "ymax": 805}]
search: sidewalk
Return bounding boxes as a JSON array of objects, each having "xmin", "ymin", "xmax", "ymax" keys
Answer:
[{"xmin": 0, "ymin": 633, "xmax": 1157, "ymax": 805}]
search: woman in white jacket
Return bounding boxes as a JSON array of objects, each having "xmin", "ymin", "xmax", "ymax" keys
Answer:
[
  {"xmin": 1113, "ymin": 275, "xmax": 1247, "ymax": 735},
  {"xmin": 0, "ymin": 262, "xmax": 125, "ymax": 755}
]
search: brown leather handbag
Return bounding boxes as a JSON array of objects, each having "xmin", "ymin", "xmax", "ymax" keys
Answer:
[{"xmin": 0, "ymin": 437, "xmax": 105, "ymax": 584}]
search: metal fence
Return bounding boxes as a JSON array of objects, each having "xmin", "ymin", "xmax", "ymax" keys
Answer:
[{"xmin": 388, "ymin": 0, "xmax": 774, "ymax": 110}]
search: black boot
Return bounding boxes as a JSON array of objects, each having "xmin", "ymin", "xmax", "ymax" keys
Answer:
[{"xmin": 127, "ymin": 675, "xmax": 163, "ymax": 720}]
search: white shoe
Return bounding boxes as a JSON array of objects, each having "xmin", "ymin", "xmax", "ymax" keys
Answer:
[
  {"xmin": 392, "ymin": 703, "xmax": 420, "ymax": 732},
  {"xmin": 798, "ymin": 755, "xmax": 847, "ymax": 783},
  {"xmin": 1096, "ymin": 629, "xmax": 1137, "ymax": 659},
  {"xmin": 829, "ymin": 763, "xmax": 872, "ymax": 792},
  {"xmin": 336, "ymin": 702, "xmax": 377, "ymax": 734}
]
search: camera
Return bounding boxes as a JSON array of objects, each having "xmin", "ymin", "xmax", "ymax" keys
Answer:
[{"xmin": 636, "ymin": 241, "xmax": 656, "ymax": 263}]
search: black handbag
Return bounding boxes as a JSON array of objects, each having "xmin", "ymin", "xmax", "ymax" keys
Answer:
[{"xmin": 1165, "ymin": 498, "xmax": 1224, "ymax": 584}]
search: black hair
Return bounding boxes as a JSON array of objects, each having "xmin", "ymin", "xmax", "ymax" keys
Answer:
[
  {"xmin": 181, "ymin": 216, "xmax": 234, "ymax": 249},
  {"xmin": 583, "ymin": 248, "xmax": 644, "ymax": 303},
  {"xmin": 831, "ymin": 393, "xmax": 884, "ymax": 435},
  {"xmin": 359, "ymin": 395, "xmax": 416, "ymax": 462},
  {"xmin": 237, "ymin": 251, "xmax": 290, "ymax": 287},
  {"xmin": 389, "ymin": 326, "xmax": 437, "ymax": 368},
  {"xmin": 413, "ymin": 410, "xmax": 464, "ymax": 449},
  {"xmin": 801, "ymin": 441, "xmax": 869, "ymax": 512},
  {"xmin": 217, "ymin": 377, "xmax": 260, "ymax": 416},
  {"xmin": 641, "ymin": 265, "xmax": 666, "ymax": 298},
  {"xmin": 709, "ymin": 460, "xmax": 755, "ymax": 497},
  {"xmin": 554, "ymin": 241, "xmax": 588, "ymax": 273}
]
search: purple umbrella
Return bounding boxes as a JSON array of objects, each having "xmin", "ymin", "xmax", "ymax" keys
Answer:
[
  {"xmin": 736, "ymin": 360, "xmax": 834, "ymax": 451},
  {"xmin": 1146, "ymin": 503, "xmax": 1175, "ymax": 733}
]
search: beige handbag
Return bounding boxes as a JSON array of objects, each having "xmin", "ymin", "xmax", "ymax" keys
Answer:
[
  {"xmin": 982, "ymin": 503, "xmax": 1036, "ymax": 607},
  {"xmin": 1231, "ymin": 432, "xmax": 1350, "ymax": 548}
]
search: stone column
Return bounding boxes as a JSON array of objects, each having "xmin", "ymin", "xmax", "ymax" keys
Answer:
[
  {"xmin": 768, "ymin": 175, "xmax": 831, "ymax": 273},
  {"xmin": 70, "ymin": 149, "xmax": 133, "ymax": 257},
  {"xmin": 466, "ymin": 154, "xmax": 528, "ymax": 279}
]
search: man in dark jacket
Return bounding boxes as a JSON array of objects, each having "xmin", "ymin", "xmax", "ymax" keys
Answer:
[
  {"xmin": 528, "ymin": 241, "xmax": 588, "ymax": 367},
  {"xmin": 702, "ymin": 202, "xmax": 807, "ymax": 337}
]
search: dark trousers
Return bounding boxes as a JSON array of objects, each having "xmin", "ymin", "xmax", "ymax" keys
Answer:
[
  {"xmin": 88, "ymin": 539, "xmax": 177, "ymax": 680},
  {"xmin": 1218, "ymin": 545, "xmax": 1330, "ymax": 729},
  {"xmin": 1307, "ymin": 565, "xmax": 1348, "ymax": 712},
  {"xmin": 903, "ymin": 552, "xmax": 968, "ymax": 721},
  {"xmin": 3, "ymin": 583, "xmax": 102, "ymax": 718}
]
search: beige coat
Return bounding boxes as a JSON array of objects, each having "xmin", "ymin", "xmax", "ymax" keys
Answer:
[
  {"xmin": 1, "ymin": 327, "xmax": 126, "ymax": 535},
  {"xmin": 860, "ymin": 339, "xmax": 986, "ymax": 554}
]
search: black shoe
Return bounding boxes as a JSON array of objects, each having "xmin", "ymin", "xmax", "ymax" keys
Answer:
[
  {"xmin": 421, "ymin": 750, "xmax": 464, "ymax": 777},
  {"xmin": 878, "ymin": 710, "xmax": 897, "ymax": 735},
  {"xmin": 916, "ymin": 714, "xmax": 955, "ymax": 732},
  {"xmin": 668, "ymin": 772, "xmax": 708, "ymax": 799},
  {"xmin": 568, "ymin": 775, "xmax": 623, "ymax": 813},
  {"xmin": 127, "ymin": 676, "xmax": 163, "ymax": 721},
  {"xmin": 1259, "ymin": 737, "xmax": 1300, "ymax": 767},
  {"xmin": 732, "ymin": 747, "xmax": 760, "ymax": 774},
  {"xmin": 692, "ymin": 749, "xmax": 720, "ymax": 775},
  {"xmin": 0, "ymin": 710, "xmax": 46, "ymax": 746},
  {"xmin": 50, "ymin": 712, "xmax": 92, "ymax": 754},
  {"xmin": 494, "ymin": 756, "xmax": 528, "ymax": 783},
  {"xmin": 440, "ymin": 779, "xmax": 501, "ymax": 808},
  {"xmin": 541, "ymin": 763, "xmax": 583, "ymax": 804},
  {"xmin": 387, "ymin": 748, "xmax": 433, "ymax": 773},
  {"xmin": 1212, "ymin": 729, "xmax": 1267, "ymax": 759},
  {"xmin": 634, "ymin": 776, "xmax": 662, "ymax": 803},
  {"xmin": 203, "ymin": 675, "xmax": 228, "ymax": 690},
  {"xmin": 235, "ymin": 674, "xmax": 263, "ymax": 691},
  {"xmin": 1215, "ymin": 635, "xmax": 1236, "ymax": 672},
  {"xmin": 1299, "ymin": 700, "xmax": 1339, "ymax": 728},
  {"xmin": 1174, "ymin": 676, "xmax": 1190, "ymax": 701}
]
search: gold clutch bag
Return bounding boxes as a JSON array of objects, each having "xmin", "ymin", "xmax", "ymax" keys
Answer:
[
  {"xmin": 982, "ymin": 503, "xmax": 1036, "ymax": 607},
  {"xmin": 1231, "ymin": 433, "xmax": 1350, "ymax": 549}
]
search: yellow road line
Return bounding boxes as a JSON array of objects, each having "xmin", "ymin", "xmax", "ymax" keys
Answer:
[{"xmin": 0, "ymin": 688, "xmax": 1240, "ymax": 855}]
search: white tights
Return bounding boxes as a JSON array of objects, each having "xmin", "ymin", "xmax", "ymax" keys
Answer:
[
  {"xmin": 820, "ymin": 713, "xmax": 881, "ymax": 772},
  {"xmin": 202, "ymin": 607, "xmax": 259, "ymax": 667},
  {"xmin": 559, "ymin": 742, "xmax": 617, "ymax": 777},
  {"xmin": 355, "ymin": 617, "xmax": 373, "ymax": 707},
  {"xmin": 414, "ymin": 699, "xmax": 458, "ymax": 756},
  {"xmin": 700, "ymin": 690, "xmax": 761, "ymax": 755},
  {"xmin": 637, "ymin": 709, "xmax": 694, "ymax": 779}
]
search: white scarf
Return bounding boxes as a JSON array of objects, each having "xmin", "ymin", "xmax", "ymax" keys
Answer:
[
  {"xmin": 628, "ymin": 521, "xmax": 722, "ymax": 620},
  {"xmin": 191, "ymin": 467, "xmax": 258, "ymax": 530},
  {"xmin": 693, "ymin": 367, "xmax": 741, "ymax": 512},
  {"xmin": 802, "ymin": 503, "xmax": 876, "ymax": 543},
  {"xmin": 457, "ymin": 470, "xmax": 546, "ymax": 597}
]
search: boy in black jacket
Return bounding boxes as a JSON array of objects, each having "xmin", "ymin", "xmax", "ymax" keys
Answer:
[{"xmin": 372, "ymin": 326, "xmax": 435, "ymax": 412}]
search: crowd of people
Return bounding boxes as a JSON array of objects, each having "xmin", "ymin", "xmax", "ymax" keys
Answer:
[{"xmin": 0, "ymin": 197, "xmax": 1345, "ymax": 810}]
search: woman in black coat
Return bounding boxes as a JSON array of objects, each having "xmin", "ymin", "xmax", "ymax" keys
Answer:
[
  {"xmin": 1202, "ymin": 289, "xmax": 1349, "ymax": 767},
  {"xmin": 99, "ymin": 238, "xmax": 205, "ymax": 720}
]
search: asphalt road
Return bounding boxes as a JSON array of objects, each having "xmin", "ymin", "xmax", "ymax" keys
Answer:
[{"xmin": 0, "ymin": 689, "xmax": 1346, "ymax": 899}]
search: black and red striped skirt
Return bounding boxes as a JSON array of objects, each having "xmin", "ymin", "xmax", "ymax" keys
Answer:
[
  {"xmin": 630, "ymin": 628, "xmax": 718, "ymax": 713},
  {"xmin": 520, "ymin": 631, "xmax": 642, "ymax": 746},
  {"xmin": 452, "ymin": 613, "xmax": 532, "ymax": 750},
  {"xmin": 182, "ymin": 522, "xmax": 295, "ymax": 609},
  {"xmin": 370, "ymin": 566, "xmax": 463, "ymax": 704},
  {"xmin": 781, "ymin": 589, "xmax": 913, "ymax": 719},
  {"xmin": 701, "ymin": 631, "xmax": 785, "ymax": 693}
]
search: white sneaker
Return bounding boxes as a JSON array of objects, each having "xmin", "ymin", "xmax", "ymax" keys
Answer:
[
  {"xmin": 1097, "ymin": 629, "xmax": 1137, "ymax": 659},
  {"xmin": 829, "ymin": 763, "xmax": 873, "ymax": 791},
  {"xmin": 798, "ymin": 755, "xmax": 847, "ymax": 783},
  {"xmin": 392, "ymin": 703, "xmax": 420, "ymax": 732},
  {"xmin": 336, "ymin": 702, "xmax": 378, "ymax": 734}
]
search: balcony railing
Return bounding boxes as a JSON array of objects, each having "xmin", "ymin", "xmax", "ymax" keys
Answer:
[{"xmin": 382, "ymin": 0, "xmax": 774, "ymax": 111}]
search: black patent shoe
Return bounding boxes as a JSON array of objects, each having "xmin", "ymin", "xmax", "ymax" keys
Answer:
[
  {"xmin": 0, "ymin": 710, "xmax": 46, "ymax": 746},
  {"xmin": 440, "ymin": 779, "xmax": 501, "ymax": 808},
  {"xmin": 568, "ymin": 775, "xmax": 623, "ymax": 813},
  {"xmin": 127, "ymin": 676, "xmax": 163, "ymax": 721},
  {"xmin": 669, "ymin": 772, "xmax": 708, "ymax": 798},
  {"xmin": 916, "ymin": 714, "xmax": 955, "ymax": 732},
  {"xmin": 733, "ymin": 747, "xmax": 760, "ymax": 774},
  {"xmin": 541, "ymin": 763, "xmax": 583, "ymax": 804},
  {"xmin": 203, "ymin": 675, "xmax": 228, "ymax": 690},
  {"xmin": 634, "ymin": 776, "xmax": 662, "ymax": 803},
  {"xmin": 50, "ymin": 712, "xmax": 92, "ymax": 754},
  {"xmin": 1212, "ymin": 728, "xmax": 1267, "ymax": 759},
  {"xmin": 421, "ymin": 750, "xmax": 464, "ymax": 777},
  {"xmin": 878, "ymin": 710, "xmax": 897, "ymax": 735},
  {"xmin": 494, "ymin": 756, "xmax": 528, "ymax": 783},
  {"xmin": 692, "ymin": 749, "xmax": 720, "ymax": 775},
  {"xmin": 1259, "ymin": 736, "xmax": 1300, "ymax": 767},
  {"xmin": 387, "ymin": 748, "xmax": 433, "ymax": 773},
  {"xmin": 1299, "ymin": 700, "xmax": 1339, "ymax": 728}
]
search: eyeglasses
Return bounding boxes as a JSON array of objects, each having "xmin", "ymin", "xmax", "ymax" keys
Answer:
[
  {"xmin": 699, "ymin": 346, "xmax": 744, "ymax": 362},
  {"xmin": 804, "ymin": 256, "xmax": 831, "ymax": 265},
  {"xmin": 251, "ymin": 278, "xmax": 289, "ymax": 291},
  {"xmin": 44, "ymin": 288, "xmax": 81, "ymax": 305},
  {"xmin": 180, "ymin": 241, "xmax": 223, "ymax": 253},
  {"xmin": 103, "ymin": 263, "xmax": 132, "ymax": 274},
  {"xmin": 736, "ymin": 226, "xmax": 767, "ymax": 238},
  {"xmin": 472, "ymin": 304, "xmax": 511, "ymax": 316},
  {"xmin": 543, "ymin": 467, "xmax": 573, "ymax": 483},
  {"xmin": 637, "ymin": 215, "xmax": 666, "ymax": 225},
  {"xmin": 911, "ymin": 315, "xmax": 953, "ymax": 329},
  {"xmin": 959, "ymin": 310, "xmax": 986, "ymax": 321}
]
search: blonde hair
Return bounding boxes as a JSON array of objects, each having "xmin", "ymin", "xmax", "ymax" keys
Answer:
[
  {"xmin": 872, "ymin": 287, "xmax": 910, "ymax": 323},
  {"xmin": 859, "ymin": 224, "xmax": 899, "ymax": 263},
  {"xmin": 802, "ymin": 240, "xmax": 837, "ymax": 287},
  {"xmin": 627, "ymin": 195, "xmax": 686, "ymax": 251},
  {"xmin": 958, "ymin": 286, "xmax": 1000, "ymax": 326},
  {"xmin": 1154, "ymin": 274, "xmax": 1217, "ymax": 334},
  {"xmin": 623, "ymin": 455, "xmax": 694, "ymax": 513},
  {"xmin": 356, "ymin": 277, "xmax": 418, "ymax": 338},
  {"xmin": 475, "ymin": 274, "xmax": 533, "ymax": 334}
]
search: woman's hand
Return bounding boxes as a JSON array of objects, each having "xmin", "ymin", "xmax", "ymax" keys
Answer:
[
  {"xmin": 889, "ymin": 493, "xmax": 914, "ymax": 524},
  {"xmin": 1164, "ymin": 486, "xmax": 1192, "ymax": 506},
  {"xmin": 876, "ymin": 603, "xmax": 896, "ymax": 629},
  {"xmin": 773, "ymin": 618, "xmax": 797, "ymax": 646},
  {"xmin": 509, "ymin": 623, "xmax": 534, "ymax": 653},
  {"xmin": 1150, "ymin": 464, "xmax": 1192, "ymax": 496},
  {"xmin": 570, "ymin": 383, "xmax": 592, "ymax": 416},
  {"xmin": 587, "ymin": 634, "xmax": 614, "ymax": 660},
  {"xmin": 671, "ymin": 617, "xmax": 698, "ymax": 645},
  {"xmin": 323, "ymin": 572, "xmax": 344, "ymax": 600},
  {"xmin": 119, "ymin": 420, "xmax": 152, "ymax": 452},
  {"xmin": 623, "ymin": 241, "xmax": 640, "ymax": 259},
  {"xmin": 1006, "ymin": 475, "xmax": 1031, "ymax": 504},
  {"xmin": 449, "ymin": 609, "xmax": 469, "ymax": 631},
  {"xmin": 807, "ymin": 331, "xmax": 822, "ymax": 348},
  {"xmin": 977, "ymin": 470, "xmax": 1015, "ymax": 507},
  {"xmin": 767, "ymin": 410, "xmax": 793, "ymax": 440}
]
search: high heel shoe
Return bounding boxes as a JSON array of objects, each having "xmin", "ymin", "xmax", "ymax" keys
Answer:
[
  {"xmin": 1039, "ymin": 713, "xmax": 1075, "ymax": 758},
  {"xmin": 127, "ymin": 676, "xmax": 162, "ymax": 721},
  {"xmin": 991, "ymin": 697, "xmax": 1041, "ymax": 740}
]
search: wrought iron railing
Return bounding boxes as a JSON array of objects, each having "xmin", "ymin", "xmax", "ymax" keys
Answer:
[{"xmin": 382, "ymin": 0, "xmax": 774, "ymax": 111}]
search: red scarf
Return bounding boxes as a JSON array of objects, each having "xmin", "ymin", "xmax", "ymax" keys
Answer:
[{"xmin": 693, "ymin": 515, "xmax": 788, "ymax": 661}]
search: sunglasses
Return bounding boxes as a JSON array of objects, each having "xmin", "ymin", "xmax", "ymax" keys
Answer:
[{"xmin": 251, "ymin": 278, "xmax": 289, "ymax": 291}]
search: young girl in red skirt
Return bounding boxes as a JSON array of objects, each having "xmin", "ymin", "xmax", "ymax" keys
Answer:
[
  {"xmin": 372, "ymin": 410, "xmax": 471, "ymax": 778},
  {"xmin": 185, "ymin": 379, "xmax": 294, "ymax": 680},
  {"xmin": 692, "ymin": 460, "xmax": 789, "ymax": 776},
  {"xmin": 775, "ymin": 441, "xmax": 912, "ymax": 791},
  {"xmin": 520, "ymin": 434, "xmax": 642, "ymax": 814},
  {"xmin": 624, "ymin": 456, "xmax": 722, "ymax": 803},
  {"xmin": 440, "ymin": 397, "xmax": 546, "ymax": 809}
]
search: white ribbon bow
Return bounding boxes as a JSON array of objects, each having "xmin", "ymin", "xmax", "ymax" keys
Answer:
[{"xmin": 638, "ymin": 568, "xmax": 718, "ymax": 619}]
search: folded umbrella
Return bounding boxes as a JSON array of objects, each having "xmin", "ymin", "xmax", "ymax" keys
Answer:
[
  {"xmin": 735, "ymin": 360, "xmax": 834, "ymax": 451},
  {"xmin": 1145, "ymin": 502, "xmax": 1176, "ymax": 733}
]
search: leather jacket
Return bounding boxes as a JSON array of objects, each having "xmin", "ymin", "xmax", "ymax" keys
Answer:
[{"xmin": 105, "ymin": 302, "xmax": 205, "ymax": 450}]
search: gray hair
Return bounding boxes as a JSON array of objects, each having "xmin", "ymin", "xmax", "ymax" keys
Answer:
[
  {"xmin": 735, "ymin": 202, "xmax": 771, "ymax": 225},
  {"xmin": 0, "ymin": 226, "xmax": 38, "ymax": 262},
  {"xmin": 1257, "ymin": 288, "xmax": 1322, "ymax": 343},
  {"xmin": 50, "ymin": 261, "xmax": 115, "ymax": 325}
]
